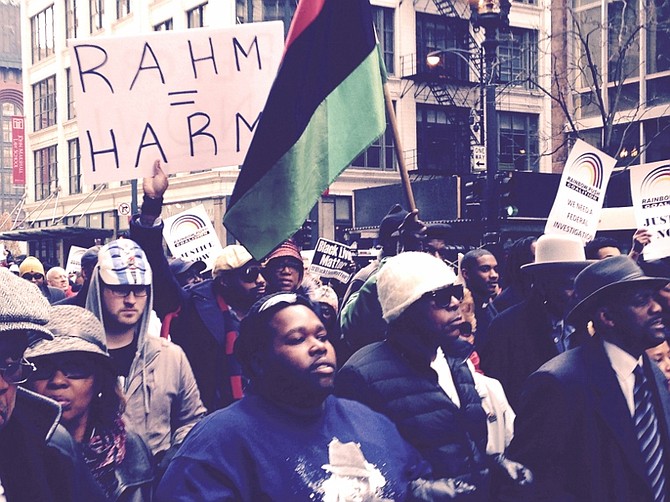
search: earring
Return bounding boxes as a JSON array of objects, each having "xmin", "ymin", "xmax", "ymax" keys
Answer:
[{"xmin": 97, "ymin": 391, "xmax": 103, "ymax": 399}]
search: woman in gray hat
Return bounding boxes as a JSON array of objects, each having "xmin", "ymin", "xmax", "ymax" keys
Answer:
[{"xmin": 25, "ymin": 305, "xmax": 153, "ymax": 501}]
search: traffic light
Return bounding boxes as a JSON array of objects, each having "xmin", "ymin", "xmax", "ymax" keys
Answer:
[
  {"xmin": 498, "ymin": 173, "xmax": 518, "ymax": 218},
  {"xmin": 297, "ymin": 219, "xmax": 315, "ymax": 249},
  {"xmin": 461, "ymin": 176, "xmax": 485, "ymax": 219}
]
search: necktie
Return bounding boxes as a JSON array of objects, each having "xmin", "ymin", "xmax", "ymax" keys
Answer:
[{"xmin": 634, "ymin": 365, "xmax": 667, "ymax": 501}]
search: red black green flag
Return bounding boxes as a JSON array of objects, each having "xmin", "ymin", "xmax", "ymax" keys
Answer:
[{"xmin": 223, "ymin": 0, "xmax": 386, "ymax": 260}]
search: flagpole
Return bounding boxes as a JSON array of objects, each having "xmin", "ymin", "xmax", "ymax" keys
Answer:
[{"xmin": 383, "ymin": 83, "xmax": 417, "ymax": 213}]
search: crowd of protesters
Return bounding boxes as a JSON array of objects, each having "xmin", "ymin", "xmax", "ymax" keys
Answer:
[{"xmin": 1, "ymin": 162, "xmax": 669, "ymax": 501}]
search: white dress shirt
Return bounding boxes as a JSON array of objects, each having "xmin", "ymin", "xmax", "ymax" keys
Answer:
[{"xmin": 603, "ymin": 340, "xmax": 642, "ymax": 416}]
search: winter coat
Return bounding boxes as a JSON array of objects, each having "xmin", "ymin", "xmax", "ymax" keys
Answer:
[{"xmin": 111, "ymin": 431, "xmax": 154, "ymax": 502}]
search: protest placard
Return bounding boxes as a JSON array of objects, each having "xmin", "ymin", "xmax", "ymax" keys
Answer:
[
  {"xmin": 65, "ymin": 245, "xmax": 87, "ymax": 275},
  {"xmin": 630, "ymin": 160, "xmax": 670, "ymax": 260},
  {"xmin": 163, "ymin": 205, "xmax": 223, "ymax": 270},
  {"xmin": 545, "ymin": 139, "xmax": 616, "ymax": 242},
  {"xmin": 308, "ymin": 238, "xmax": 354, "ymax": 283},
  {"xmin": 69, "ymin": 22, "xmax": 284, "ymax": 184}
]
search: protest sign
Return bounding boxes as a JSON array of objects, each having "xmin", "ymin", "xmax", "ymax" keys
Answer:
[
  {"xmin": 630, "ymin": 160, "xmax": 670, "ymax": 260},
  {"xmin": 69, "ymin": 22, "xmax": 284, "ymax": 184},
  {"xmin": 308, "ymin": 238, "xmax": 354, "ymax": 283},
  {"xmin": 163, "ymin": 205, "xmax": 223, "ymax": 270},
  {"xmin": 65, "ymin": 245, "xmax": 87, "ymax": 275},
  {"xmin": 545, "ymin": 139, "xmax": 616, "ymax": 242}
]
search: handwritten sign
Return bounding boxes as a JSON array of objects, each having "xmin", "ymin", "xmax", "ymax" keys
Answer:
[
  {"xmin": 163, "ymin": 205, "xmax": 223, "ymax": 270},
  {"xmin": 630, "ymin": 161, "xmax": 670, "ymax": 260},
  {"xmin": 69, "ymin": 22, "xmax": 284, "ymax": 184},
  {"xmin": 545, "ymin": 139, "xmax": 616, "ymax": 243},
  {"xmin": 308, "ymin": 238, "xmax": 354, "ymax": 283}
]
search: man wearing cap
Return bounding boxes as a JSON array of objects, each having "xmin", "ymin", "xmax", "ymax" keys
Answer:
[
  {"xmin": 504, "ymin": 255, "xmax": 670, "ymax": 501},
  {"xmin": 20, "ymin": 256, "xmax": 65, "ymax": 304},
  {"xmin": 336, "ymin": 252, "xmax": 532, "ymax": 500},
  {"xmin": 167, "ymin": 244, "xmax": 267, "ymax": 412},
  {"xmin": 0, "ymin": 269, "xmax": 106, "ymax": 501},
  {"xmin": 424, "ymin": 223, "xmax": 454, "ymax": 262},
  {"xmin": 168, "ymin": 258, "xmax": 206, "ymax": 288},
  {"xmin": 85, "ymin": 238, "xmax": 206, "ymax": 461},
  {"xmin": 479, "ymin": 234, "xmax": 592, "ymax": 409}
]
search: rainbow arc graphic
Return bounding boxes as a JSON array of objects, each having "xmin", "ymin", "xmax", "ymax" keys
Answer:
[
  {"xmin": 567, "ymin": 152, "xmax": 605, "ymax": 189},
  {"xmin": 169, "ymin": 214, "xmax": 207, "ymax": 237},
  {"xmin": 640, "ymin": 164, "xmax": 670, "ymax": 198}
]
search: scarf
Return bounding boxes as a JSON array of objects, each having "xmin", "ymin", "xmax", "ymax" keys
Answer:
[{"xmin": 82, "ymin": 414, "xmax": 127, "ymax": 499}]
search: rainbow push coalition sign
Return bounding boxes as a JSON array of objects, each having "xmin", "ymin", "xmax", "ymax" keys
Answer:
[
  {"xmin": 545, "ymin": 139, "xmax": 616, "ymax": 242},
  {"xmin": 630, "ymin": 161, "xmax": 670, "ymax": 260}
]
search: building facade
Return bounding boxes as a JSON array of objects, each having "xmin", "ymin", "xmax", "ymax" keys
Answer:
[{"xmin": 19, "ymin": 0, "xmax": 552, "ymax": 264}]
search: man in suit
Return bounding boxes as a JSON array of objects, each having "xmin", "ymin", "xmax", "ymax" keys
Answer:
[{"xmin": 504, "ymin": 255, "xmax": 670, "ymax": 501}]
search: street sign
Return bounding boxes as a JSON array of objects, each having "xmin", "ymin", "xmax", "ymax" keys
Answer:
[
  {"xmin": 471, "ymin": 145, "xmax": 486, "ymax": 173},
  {"xmin": 117, "ymin": 202, "xmax": 131, "ymax": 216}
]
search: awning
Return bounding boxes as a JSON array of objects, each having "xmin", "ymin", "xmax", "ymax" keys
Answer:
[{"xmin": 0, "ymin": 226, "xmax": 114, "ymax": 242}]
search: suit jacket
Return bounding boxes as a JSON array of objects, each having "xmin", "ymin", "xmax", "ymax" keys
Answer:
[{"xmin": 503, "ymin": 336, "xmax": 670, "ymax": 502}]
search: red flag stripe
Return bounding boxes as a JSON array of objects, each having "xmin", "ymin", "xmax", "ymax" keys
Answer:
[{"xmin": 284, "ymin": 0, "xmax": 327, "ymax": 53}]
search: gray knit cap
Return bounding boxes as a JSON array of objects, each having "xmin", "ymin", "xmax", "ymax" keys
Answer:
[
  {"xmin": 25, "ymin": 305, "xmax": 108, "ymax": 359},
  {"xmin": 0, "ymin": 268, "xmax": 52, "ymax": 344}
]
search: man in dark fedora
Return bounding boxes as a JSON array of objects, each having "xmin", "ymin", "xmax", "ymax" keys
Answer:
[
  {"xmin": 503, "ymin": 255, "xmax": 670, "ymax": 501},
  {"xmin": 479, "ymin": 233, "xmax": 592, "ymax": 409}
]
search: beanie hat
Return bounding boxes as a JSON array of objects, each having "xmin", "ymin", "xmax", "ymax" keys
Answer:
[
  {"xmin": 25, "ymin": 305, "xmax": 108, "ymax": 359},
  {"xmin": 0, "ymin": 268, "xmax": 52, "ymax": 344},
  {"xmin": 379, "ymin": 204, "xmax": 409, "ymax": 242},
  {"xmin": 19, "ymin": 256, "xmax": 45, "ymax": 277},
  {"xmin": 264, "ymin": 239, "xmax": 303, "ymax": 265},
  {"xmin": 97, "ymin": 239, "xmax": 152, "ymax": 286},
  {"xmin": 80, "ymin": 245, "xmax": 101, "ymax": 274},
  {"xmin": 213, "ymin": 245, "xmax": 253, "ymax": 276},
  {"xmin": 377, "ymin": 251, "xmax": 458, "ymax": 322}
]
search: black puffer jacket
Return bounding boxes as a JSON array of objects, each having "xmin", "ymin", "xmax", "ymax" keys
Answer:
[{"xmin": 335, "ymin": 335, "xmax": 488, "ymax": 482}]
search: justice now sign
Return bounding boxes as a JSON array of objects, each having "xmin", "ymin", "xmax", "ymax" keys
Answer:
[{"xmin": 69, "ymin": 22, "xmax": 283, "ymax": 185}]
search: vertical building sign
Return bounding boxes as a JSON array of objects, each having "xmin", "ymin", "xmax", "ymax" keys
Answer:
[{"xmin": 11, "ymin": 116, "xmax": 25, "ymax": 185}]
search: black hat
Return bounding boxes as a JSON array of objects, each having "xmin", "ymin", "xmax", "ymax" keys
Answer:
[
  {"xmin": 566, "ymin": 255, "xmax": 669, "ymax": 323},
  {"xmin": 425, "ymin": 223, "xmax": 453, "ymax": 240},
  {"xmin": 169, "ymin": 258, "xmax": 206, "ymax": 276},
  {"xmin": 378, "ymin": 204, "xmax": 409, "ymax": 242}
]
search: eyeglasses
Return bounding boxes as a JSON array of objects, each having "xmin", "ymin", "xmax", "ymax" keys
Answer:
[
  {"xmin": 22, "ymin": 273, "xmax": 44, "ymax": 281},
  {"xmin": 105, "ymin": 285, "xmax": 150, "ymax": 298},
  {"xmin": 0, "ymin": 358, "xmax": 36, "ymax": 385},
  {"xmin": 267, "ymin": 258, "xmax": 302, "ymax": 272},
  {"xmin": 239, "ymin": 265, "xmax": 262, "ymax": 283},
  {"xmin": 424, "ymin": 284, "xmax": 464, "ymax": 308},
  {"xmin": 31, "ymin": 356, "xmax": 96, "ymax": 381},
  {"xmin": 258, "ymin": 293, "xmax": 298, "ymax": 313}
]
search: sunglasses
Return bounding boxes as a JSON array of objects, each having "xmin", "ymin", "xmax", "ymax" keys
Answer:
[
  {"xmin": 0, "ymin": 359, "xmax": 36, "ymax": 385},
  {"xmin": 31, "ymin": 356, "xmax": 97, "ymax": 381},
  {"xmin": 23, "ymin": 273, "xmax": 44, "ymax": 281},
  {"xmin": 238, "ymin": 265, "xmax": 262, "ymax": 283},
  {"xmin": 424, "ymin": 284, "xmax": 464, "ymax": 307},
  {"xmin": 105, "ymin": 285, "xmax": 150, "ymax": 298},
  {"xmin": 267, "ymin": 258, "xmax": 302, "ymax": 272}
]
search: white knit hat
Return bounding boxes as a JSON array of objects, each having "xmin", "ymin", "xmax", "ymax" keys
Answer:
[{"xmin": 377, "ymin": 251, "xmax": 458, "ymax": 323}]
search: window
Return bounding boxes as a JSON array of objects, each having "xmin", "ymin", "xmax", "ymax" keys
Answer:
[
  {"xmin": 116, "ymin": 0, "xmax": 130, "ymax": 19},
  {"xmin": 416, "ymin": 13, "xmax": 470, "ymax": 80},
  {"xmin": 416, "ymin": 104, "xmax": 471, "ymax": 175},
  {"xmin": 90, "ymin": 0, "xmax": 103, "ymax": 32},
  {"xmin": 68, "ymin": 139, "xmax": 81, "ymax": 194},
  {"xmin": 65, "ymin": 0, "xmax": 77, "ymax": 40},
  {"xmin": 66, "ymin": 68, "xmax": 76, "ymax": 120},
  {"xmin": 573, "ymin": 4, "xmax": 602, "ymax": 89},
  {"xmin": 236, "ymin": 0, "xmax": 297, "ymax": 37},
  {"xmin": 498, "ymin": 28, "xmax": 538, "ymax": 88},
  {"xmin": 35, "ymin": 145, "xmax": 58, "ymax": 201},
  {"xmin": 499, "ymin": 112, "xmax": 539, "ymax": 171},
  {"xmin": 31, "ymin": 5, "xmax": 55, "ymax": 63},
  {"xmin": 608, "ymin": 0, "xmax": 639, "ymax": 81},
  {"xmin": 187, "ymin": 3, "xmax": 207, "ymax": 28},
  {"xmin": 154, "ymin": 19, "xmax": 173, "ymax": 31},
  {"xmin": 352, "ymin": 107, "xmax": 396, "ymax": 171},
  {"xmin": 373, "ymin": 7, "xmax": 394, "ymax": 75},
  {"xmin": 33, "ymin": 75, "xmax": 57, "ymax": 131},
  {"xmin": 644, "ymin": 117, "xmax": 670, "ymax": 163},
  {"xmin": 647, "ymin": 0, "xmax": 670, "ymax": 74}
]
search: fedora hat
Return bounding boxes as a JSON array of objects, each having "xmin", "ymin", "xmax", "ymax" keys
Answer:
[
  {"xmin": 521, "ymin": 234, "xmax": 593, "ymax": 273},
  {"xmin": 566, "ymin": 255, "xmax": 670, "ymax": 323}
]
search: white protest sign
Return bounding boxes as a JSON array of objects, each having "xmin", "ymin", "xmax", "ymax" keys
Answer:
[
  {"xmin": 308, "ymin": 238, "xmax": 354, "ymax": 283},
  {"xmin": 65, "ymin": 245, "xmax": 87, "ymax": 275},
  {"xmin": 545, "ymin": 139, "xmax": 616, "ymax": 242},
  {"xmin": 69, "ymin": 22, "xmax": 284, "ymax": 184},
  {"xmin": 163, "ymin": 205, "xmax": 223, "ymax": 270},
  {"xmin": 630, "ymin": 161, "xmax": 670, "ymax": 260}
]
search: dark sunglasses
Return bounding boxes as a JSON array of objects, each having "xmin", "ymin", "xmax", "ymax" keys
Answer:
[
  {"xmin": 267, "ymin": 258, "xmax": 302, "ymax": 272},
  {"xmin": 31, "ymin": 355, "xmax": 97, "ymax": 381},
  {"xmin": 238, "ymin": 265, "xmax": 262, "ymax": 283},
  {"xmin": 23, "ymin": 273, "xmax": 44, "ymax": 281},
  {"xmin": 424, "ymin": 284, "xmax": 464, "ymax": 307},
  {"xmin": 0, "ymin": 359, "xmax": 36, "ymax": 385}
]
